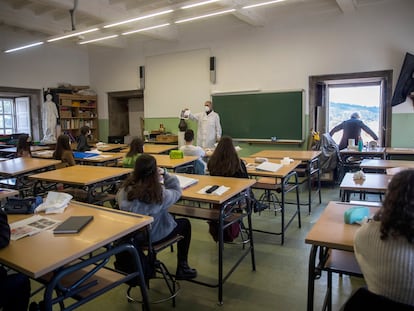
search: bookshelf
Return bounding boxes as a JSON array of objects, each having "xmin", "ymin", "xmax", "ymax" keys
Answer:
[{"xmin": 58, "ymin": 94, "xmax": 98, "ymax": 143}]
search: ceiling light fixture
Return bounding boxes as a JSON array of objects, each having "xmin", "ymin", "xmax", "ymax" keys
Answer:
[
  {"xmin": 78, "ymin": 35, "xmax": 119, "ymax": 45},
  {"xmin": 4, "ymin": 41, "xmax": 44, "ymax": 53},
  {"xmin": 242, "ymin": 0, "xmax": 286, "ymax": 9},
  {"xmin": 181, "ymin": 0, "xmax": 219, "ymax": 9},
  {"xmin": 122, "ymin": 23, "xmax": 170, "ymax": 36},
  {"xmin": 175, "ymin": 9, "xmax": 236, "ymax": 24},
  {"xmin": 104, "ymin": 10, "xmax": 174, "ymax": 29},
  {"xmin": 47, "ymin": 28, "xmax": 99, "ymax": 42}
]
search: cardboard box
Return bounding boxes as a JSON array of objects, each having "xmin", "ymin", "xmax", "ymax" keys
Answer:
[{"xmin": 156, "ymin": 134, "xmax": 178, "ymax": 143}]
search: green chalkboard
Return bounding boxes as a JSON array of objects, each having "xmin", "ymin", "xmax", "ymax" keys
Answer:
[{"xmin": 212, "ymin": 91, "xmax": 304, "ymax": 141}]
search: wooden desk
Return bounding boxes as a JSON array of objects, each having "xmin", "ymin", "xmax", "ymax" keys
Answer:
[
  {"xmin": 173, "ymin": 174, "xmax": 256, "ymax": 304},
  {"xmin": 340, "ymin": 147, "xmax": 386, "ymax": 159},
  {"xmin": 339, "ymin": 172, "xmax": 390, "ymax": 201},
  {"xmin": 97, "ymin": 143, "xmax": 128, "ymax": 152},
  {"xmin": 29, "ymin": 166, "xmax": 132, "ymax": 203},
  {"xmin": 305, "ymin": 201, "xmax": 377, "ymax": 311},
  {"xmin": 2, "ymin": 201, "xmax": 153, "ymax": 310},
  {"xmin": 385, "ymin": 147, "xmax": 414, "ymax": 159},
  {"xmin": 32, "ymin": 150, "xmax": 54, "ymax": 159},
  {"xmin": 118, "ymin": 154, "xmax": 198, "ymax": 171},
  {"xmin": 75, "ymin": 153, "xmax": 123, "ymax": 166},
  {"xmin": 242, "ymin": 157, "xmax": 302, "ymax": 244},
  {"xmin": 0, "ymin": 145, "xmax": 51, "ymax": 155},
  {"xmin": 249, "ymin": 150, "xmax": 322, "ymax": 213},
  {"xmin": 360, "ymin": 159, "xmax": 414, "ymax": 171},
  {"xmin": 143, "ymin": 144, "xmax": 177, "ymax": 154}
]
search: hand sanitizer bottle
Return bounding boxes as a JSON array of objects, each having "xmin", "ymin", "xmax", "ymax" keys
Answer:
[{"xmin": 358, "ymin": 136, "xmax": 363, "ymax": 152}]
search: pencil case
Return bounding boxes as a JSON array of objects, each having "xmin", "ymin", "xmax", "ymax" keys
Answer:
[
  {"xmin": 344, "ymin": 206, "xmax": 369, "ymax": 224},
  {"xmin": 169, "ymin": 150, "xmax": 183, "ymax": 159}
]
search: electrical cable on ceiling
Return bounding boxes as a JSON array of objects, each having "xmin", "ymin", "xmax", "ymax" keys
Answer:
[{"xmin": 69, "ymin": 0, "xmax": 78, "ymax": 31}]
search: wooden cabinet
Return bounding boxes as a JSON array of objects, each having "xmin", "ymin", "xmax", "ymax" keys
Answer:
[{"xmin": 58, "ymin": 94, "xmax": 98, "ymax": 143}]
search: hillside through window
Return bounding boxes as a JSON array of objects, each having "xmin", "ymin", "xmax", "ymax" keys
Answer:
[{"xmin": 328, "ymin": 85, "xmax": 381, "ymax": 146}]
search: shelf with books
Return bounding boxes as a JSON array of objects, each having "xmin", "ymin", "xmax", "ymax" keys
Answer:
[{"xmin": 58, "ymin": 93, "xmax": 98, "ymax": 143}]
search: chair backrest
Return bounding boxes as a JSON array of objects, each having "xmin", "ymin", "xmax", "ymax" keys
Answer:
[
  {"xmin": 174, "ymin": 164, "xmax": 195, "ymax": 174},
  {"xmin": 341, "ymin": 287, "xmax": 414, "ymax": 311}
]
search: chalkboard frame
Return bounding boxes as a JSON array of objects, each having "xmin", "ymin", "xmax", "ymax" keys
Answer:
[{"xmin": 212, "ymin": 90, "xmax": 304, "ymax": 143}]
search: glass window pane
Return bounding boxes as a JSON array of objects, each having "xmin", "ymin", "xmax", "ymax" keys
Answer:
[
  {"xmin": 4, "ymin": 115, "xmax": 12, "ymax": 128},
  {"xmin": 3, "ymin": 101, "xmax": 12, "ymax": 114},
  {"xmin": 0, "ymin": 117, "xmax": 3, "ymax": 128},
  {"xmin": 0, "ymin": 102, "xmax": 3, "ymax": 114},
  {"xmin": 5, "ymin": 129, "xmax": 12, "ymax": 134}
]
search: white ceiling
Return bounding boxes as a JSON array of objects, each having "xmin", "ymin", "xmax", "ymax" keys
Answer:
[{"xmin": 0, "ymin": 0, "xmax": 390, "ymax": 50}]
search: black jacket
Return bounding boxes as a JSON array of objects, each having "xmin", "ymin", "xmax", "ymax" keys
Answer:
[{"xmin": 329, "ymin": 118, "xmax": 378, "ymax": 150}]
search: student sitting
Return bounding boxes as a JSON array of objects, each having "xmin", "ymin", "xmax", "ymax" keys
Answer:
[
  {"xmin": 16, "ymin": 134, "xmax": 32, "ymax": 158},
  {"xmin": 123, "ymin": 137, "xmax": 144, "ymax": 168},
  {"xmin": 0, "ymin": 209, "xmax": 31, "ymax": 311},
  {"xmin": 179, "ymin": 129, "xmax": 206, "ymax": 174},
  {"xmin": 116, "ymin": 154, "xmax": 197, "ymax": 280},
  {"xmin": 76, "ymin": 126, "xmax": 92, "ymax": 152},
  {"xmin": 53, "ymin": 134, "xmax": 75, "ymax": 167}
]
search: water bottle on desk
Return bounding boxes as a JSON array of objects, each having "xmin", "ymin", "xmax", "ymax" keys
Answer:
[{"xmin": 358, "ymin": 136, "xmax": 363, "ymax": 152}]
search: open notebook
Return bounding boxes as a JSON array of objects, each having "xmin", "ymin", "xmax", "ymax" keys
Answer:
[
  {"xmin": 256, "ymin": 161, "xmax": 282, "ymax": 172},
  {"xmin": 175, "ymin": 175, "xmax": 198, "ymax": 189}
]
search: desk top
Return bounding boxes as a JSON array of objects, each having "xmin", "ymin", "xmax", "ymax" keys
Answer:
[
  {"xmin": 305, "ymin": 201, "xmax": 378, "ymax": 251},
  {"xmin": 97, "ymin": 143, "xmax": 128, "ymax": 152},
  {"xmin": 340, "ymin": 147, "xmax": 385, "ymax": 155},
  {"xmin": 385, "ymin": 147, "xmax": 414, "ymax": 155},
  {"xmin": 250, "ymin": 150, "xmax": 321, "ymax": 161},
  {"xmin": 0, "ymin": 146, "xmax": 51, "ymax": 153},
  {"xmin": 360, "ymin": 159, "xmax": 414, "ymax": 169},
  {"xmin": 0, "ymin": 158, "xmax": 61, "ymax": 176},
  {"xmin": 29, "ymin": 165, "xmax": 132, "ymax": 186},
  {"xmin": 242, "ymin": 157, "xmax": 302, "ymax": 178},
  {"xmin": 0, "ymin": 202, "xmax": 152, "ymax": 278},
  {"xmin": 118, "ymin": 154, "xmax": 198, "ymax": 169},
  {"xmin": 0, "ymin": 188, "xmax": 19, "ymax": 199},
  {"xmin": 119, "ymin": 144, "xmax": 178, "ymax": 154},
  {"xmin": 177, "ymin": 174, "xmax": 255, "ymax": 205},
  {"xmin": 339, "ymin": 172, "xmax": 391, "ymax": 192}
]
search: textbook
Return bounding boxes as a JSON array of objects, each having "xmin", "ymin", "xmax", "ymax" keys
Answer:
[
  {"xmin": 53, "ymin": 216, "xmax": 94, "ymax": 234},
  {"xmin": 175, "ymin": 175, "xmax": 198, "ymax": 189},
  {"xmin": 73, "ymin": 151, "xmax": 99, "ymax": 159},
  {"xmin": 256, "ymin": 161, "xmax": 282, "ymax": 173}
]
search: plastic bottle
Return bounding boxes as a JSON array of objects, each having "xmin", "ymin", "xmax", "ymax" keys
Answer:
[{"xmin": 358, "ymin": 136, "xmax": 363, "ymax": 152}]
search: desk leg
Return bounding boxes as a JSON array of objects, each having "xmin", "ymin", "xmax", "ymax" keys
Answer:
[
  {"xmin": 218, "ymin": 209, "xmax": 224, "ymax": 305},
  {"xmin": 307, "ymin": 245, "xmax": 318, "ymax": 311},
  {"xmin": 280, "ymin": 181, "xmax": 285, "ymax": 245}
]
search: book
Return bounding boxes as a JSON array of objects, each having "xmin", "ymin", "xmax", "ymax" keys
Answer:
[
  {"xmin": 53, "ymin": 216, "xmax": 94, "ymax": 234},
  {"xmin": 256, "ymin": 161, "xmax": 282, "ymax": 172},
  {"xmin": 175, "ymin": 175, "xmax": 198, "ymax": 189}
]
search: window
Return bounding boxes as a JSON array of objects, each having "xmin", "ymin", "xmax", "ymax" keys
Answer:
[{"xmin": 0, "ymin": 97, "xmax": 31, "ymax": 135}]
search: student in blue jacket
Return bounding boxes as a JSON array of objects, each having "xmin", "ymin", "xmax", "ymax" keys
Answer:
[{"xmin": 116, "ymin": 154, "xmax": 197, "ymax": 280}]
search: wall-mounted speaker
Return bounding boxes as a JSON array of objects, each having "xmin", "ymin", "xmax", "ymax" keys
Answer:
[
  {"xmin": 210, "ymin": 56, "xmax": 216, "ymax": 84},
  {"xmin": 139, "ymin": 65, "xmax": 145, "ymax": 90}
]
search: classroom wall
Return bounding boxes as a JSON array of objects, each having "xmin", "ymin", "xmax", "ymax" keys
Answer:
[{"xmin": 87, "ymin": 0, "xmax": 414, "ymax": 147}]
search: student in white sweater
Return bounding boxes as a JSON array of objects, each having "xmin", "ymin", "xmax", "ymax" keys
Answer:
[
  {"xmin": 354, "ymin": 169, "xmax": 414, "ymax": 306},
  {"xmin": 179, "ymin": 129, "xmax": 206, "ymax": 174}
]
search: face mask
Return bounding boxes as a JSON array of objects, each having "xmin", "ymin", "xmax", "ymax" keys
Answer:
[{"xmin": 205, "ymin": 106, "xmax": 210, "ymax": 112}]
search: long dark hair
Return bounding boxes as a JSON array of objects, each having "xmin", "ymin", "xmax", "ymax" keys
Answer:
[
  {"xmin": 122, "ymin": 154, "xmax": 162, "ymax": 204},
  {"xmin": 16, "ymin": 134, "xmax": 31, "ymax": 157},
  {"xmin": 374, "ymin": 169, "xmax": 414, "ymax": 243},
  {"xmin": 207, "ymin": 136, "xmax": 242, "ymax": 177},
  {"xmin": 126, "ymin": 137, "xmax": 144, "ymax": 157},
  {"xmin": 53, "ymin": 134, "xmax": 71, "ymax": 160}
]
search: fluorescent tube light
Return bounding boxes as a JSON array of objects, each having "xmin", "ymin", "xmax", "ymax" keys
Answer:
[
  {"xmin": 122, "ymin": 23, "xmax": 170, "ymax": 36},
  {"xmin": 181, "ymin": 0, "xmax": 219, "ymax": 9},
  {"xmin": 47, "ymin": 28, "xmax": 99, "ymax": 42},
  {"xmin": 104, "ymin": 10, "xmax": 173, "ymax": 28},
  {"xmin": 243, "ymin": 0, "xmax": 286, "ymax": 9},
  {"xmin": 175, "ymin": 9, "xmax": 236, "ymax": 24},
  {"xmin": 78, "ymin": 35, "xmax": 119, "ymax": 45},
  {"xmin": 4, "ymin": 41, "xmax": 44, "ymax": 53}
]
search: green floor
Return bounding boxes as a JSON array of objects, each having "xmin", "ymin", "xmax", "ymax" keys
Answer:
[{"xmin": 31, "ymin": 183, "xmax": 371, "ymax": 310}]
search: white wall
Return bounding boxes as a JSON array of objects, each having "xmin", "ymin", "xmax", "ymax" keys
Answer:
[
  {"xmin": 0, "ymin": 29, "xmax": 90, "ymax": 89},
  {"xmin": 88, "ymin": 0, "xmax": 414, "ymax": 119}
]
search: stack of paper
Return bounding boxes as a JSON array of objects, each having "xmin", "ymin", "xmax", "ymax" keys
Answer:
[
  {"xmin": 256, "ymin": 161, "xmax": 282, "ymax": 172},
  {"xmin": 175, "ymin": 175, "xmax": 199, "ymax": 189}
]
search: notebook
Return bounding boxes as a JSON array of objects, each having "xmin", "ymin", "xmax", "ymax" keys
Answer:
[
  {"xmin": 53, "ymin": 216, "xmax": 94, "ymax": 234},
  {"xmin": 73, "ymin": 151, "xmax": 100, "ymax": 159},
  {"xmin": 175, "ymin": 175, "xmax": 198, "ymax": 189},
  {"xmin": 256, "ymin": 161, "xmax": 282, "ymax": 172}
]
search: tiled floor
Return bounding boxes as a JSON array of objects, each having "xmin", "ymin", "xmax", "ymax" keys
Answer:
[{"xmin": 31, "ymin": 183, "xmax": 373, "ymax": 310}]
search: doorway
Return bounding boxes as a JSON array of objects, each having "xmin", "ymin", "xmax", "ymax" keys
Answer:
[
  {"xmin": 309, "ymin": 70, "xmax": 393, "ymax": 147},
  {"xmin": 107, "ymin": 89, "xmax": 144, "ymax": 143}
]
